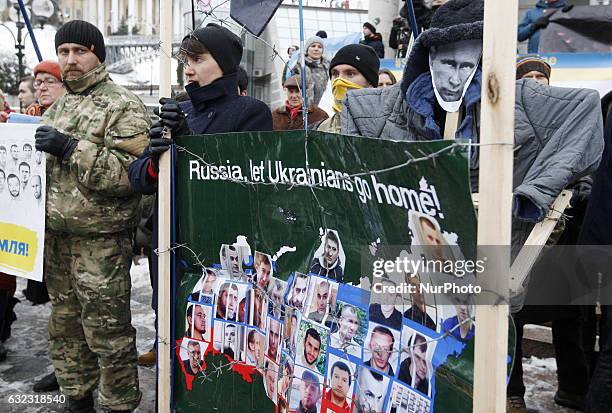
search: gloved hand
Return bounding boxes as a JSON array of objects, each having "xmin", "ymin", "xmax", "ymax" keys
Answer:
[
  {"xmin": 154, "ymin": 97, "xmax": 192, "ymax": 136},
  {"xmin": 570, "ymin": 180, "xmax": 592, "ymax": 209},
  {"xmin": 35, "ymin": 125, "xmax": 77, "ymax": 160},
  {"xmin": 148, "ymin": 121, "xmax": 173, "ymax": 172},
  {"xmin": 533, "ymin": 15, "xmax": 550, "ymax": 29}
]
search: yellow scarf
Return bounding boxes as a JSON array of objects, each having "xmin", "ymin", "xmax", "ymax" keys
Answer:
[{"xmin": 331, "ymin": 77, "xmax": 363, "ymax": 113}]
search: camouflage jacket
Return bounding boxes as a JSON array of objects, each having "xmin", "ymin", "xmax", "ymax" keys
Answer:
[{"xmin": 43, "ymin": 64, "xmax": 150, "ymax": 235}]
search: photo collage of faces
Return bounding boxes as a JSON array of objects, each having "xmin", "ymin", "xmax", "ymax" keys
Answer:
[
  {"xmin": 179, "ymin": 229, "xmax": 472, "ymax": 413},
  {"xmin": 0, "ymin": 140, "xmax": 44, "ymax": 208}
]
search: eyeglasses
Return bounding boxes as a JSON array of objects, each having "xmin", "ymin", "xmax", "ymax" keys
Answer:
[{"xmin": 34, "ymin": 78, "xmax": 61, "ymax": 88}]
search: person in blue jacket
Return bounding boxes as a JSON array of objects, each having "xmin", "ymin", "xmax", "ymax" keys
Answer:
[
  {"xmin": 517, "ymin": 0, "xmax": 566, "ymax": 53},
  {"xmin": 128, "ymin": 23, "xmax": 272, "ymax": 359}
]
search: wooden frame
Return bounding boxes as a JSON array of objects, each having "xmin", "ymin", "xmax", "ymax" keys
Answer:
[{"xmin": 157, "ymin": 0, "xmax": 172, "ymax": 411}]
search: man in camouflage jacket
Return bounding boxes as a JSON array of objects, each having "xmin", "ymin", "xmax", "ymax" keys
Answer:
[{"xmin": 34, "ymin": 21, "xmax": 149, "ymax": 413}]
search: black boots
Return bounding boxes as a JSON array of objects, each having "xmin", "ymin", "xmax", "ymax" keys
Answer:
[
  {"xmin": 64, "ymin": 393, "xmax": 95, "ymax": 413},
  {"xmin": 33, "ymin": 372, "xmax": 60, "ymax": 392}
]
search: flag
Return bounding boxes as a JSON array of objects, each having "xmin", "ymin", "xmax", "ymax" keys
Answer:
[{"xmin": 230, "ymin": 0, "xmax": 283, "ymax": 37}]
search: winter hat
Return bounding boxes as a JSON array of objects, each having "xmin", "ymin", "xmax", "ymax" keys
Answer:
[
  {"xmin": 315, "ymin": 30, "xmax": 328, "ymax": 39},
  {"xmin": 34, "ymin": 60, "xmax": 62, "ymax": 81},
  {"xmin": 186, "ymin": 23, "xmax": 243, "ymax": 74},
  {"xmin": 363, "ymin": 22, "xmax": 377, "ymax": 34},
  {"xmin": 400, "ymin": 0, "xmax": 484, "ymax": 93},
  {"xmin": 283, "ymin": 74, "xmax": 306, "ymax": 89},
  {"xmin": 55, "ymin": 20, "xmax": 106, "ymax": 63},
  {"xmin": 329, "ymin": 44, "xmax": 380, "ymax": 87},
  {"xmin": 516, "ymin": 54, "xmax": 551, "ymax": 80},
  {"xmin": 305, "ymin": 36, "xmax": 325, "ymax": 53}
]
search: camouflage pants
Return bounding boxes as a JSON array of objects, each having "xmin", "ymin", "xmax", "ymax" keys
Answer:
[{"xmin": 45, "ymin": 231, "xmax": 141, "ymax": 411}]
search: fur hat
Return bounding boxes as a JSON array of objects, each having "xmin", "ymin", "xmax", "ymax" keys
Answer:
[{"xmin": 400, "ymin": 0, "xmax": 484, "ymax": 93}]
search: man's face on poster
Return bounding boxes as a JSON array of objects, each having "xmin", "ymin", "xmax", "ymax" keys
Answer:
[
  {"xmin": 291, "ymin": 277, "xmax": 308, "ymax": 309},
  {"xmin": 224, "ymin": 325, "xmax": 236, "ymax": 346},
  {"xmin": 35, "ymin": 150, "xmax": 42, "ymax": 165},
  {"xmin": 412, "ymin": 342, "xmax": 429, "ymax": 382},
  {"xmin": 265, "ymin": 366, "xmax": 276, "ymax": 396},
  {"xmin": 202, "ymin": 272, "xmax": 216, "ymax": 294},
  {"xmin": 420, "ymin": 217, "xmax": 444, "ymax": 261},
  {"xmin": 10, "ymin": 145, "xmax": 18, "ymax": 161},
  {"xmin": 358, "ymin": 370, "xmax": 385, "ymax": 412},
  {"xmin": 300, "ymin": 378, "xmax": 320, "ymax": 409},
  {"xmin": 324, "ymin": 238, "xmax": 339, "ymax": 268},
  {"xmin": 19, "ymin": 165, "xmax": 30, "ymax": 183},
  {"xmin": 31, "ymin": 175, "xmax": 41, "ymax": 199},
  {"xmin": 228, "ymin": 247, "xmax": 240, "ymax": 274},
  {"xmin": 430, "ymin": 40, "xmax": 482, "ymax": 102},
  {"xmin": 407, "ymin": 275, "xmax": 425, "ymax": 308},
  {"xmin": 304, "ymin": 334, "xmax": 321, "ymax": 365},
  {"xmin": 339, "ymin": 307, "xmax": 359, "ymax": 342},
  {"xmin": 188, "ymin": 343, "xmax": 201, "ymax": 372},
  {"xmin": 369, "ymin": 332, "xmax": 393, "ymax": 371},
  {"xmin": 0, "ymin": 149, "xmax": 6, "ymax": 165},
  {"xmin": 256, "ymin": 261, "xmax": 271, "ymax": 289},
  {"xmin": 314, "ymin": 282, "xmax": 330, "ymax": 314},
  {"xmin": 331, "ymin": 366, "xmax": 350, "ymax": 401},
  {"xmin": 226, "ymin": 286, "xmax": 238, "ymax": 319},
  {"xmin": 270, "ymin": 284, "xmax": 283, "ymax": 310},
  {"xmin": 23, "ymin": 145, "xmax": 32, "ymax": 159},
  {"xmin": 8, "ymin": 176, "xmax": 19, "ymax": 198},
  {"xmin": 268, "ymin": 321, "xmax": 280, "ymax": 358},
  {"xmin": 194, "ymin": 305, "xmax": 207, "ymax": 335},
  {"xmin": 0, "ymin": 172, "xmax": 5, "ymax": 190}
]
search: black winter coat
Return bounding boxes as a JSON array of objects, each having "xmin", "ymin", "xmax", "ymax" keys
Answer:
[
  {"xmin": 360, "ymin": 34, "xmax": 385, "ymax": 58},
  {"xmin": 128, "ymin": 72, "xmax": 273, "ymax": 309}
]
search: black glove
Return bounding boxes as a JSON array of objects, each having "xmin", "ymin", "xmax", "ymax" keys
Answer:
[
  {"xmin": 148, "ymin": 121, "xmax": 173, "ymax": 172},
  {"xmin": 570, "ymin": 181, "xmax": 592, "ymax": 210},
  {"xmin": 533, "ymin": 15, "xmax": 550, "ymax": 29},
  {"xmin": 34, "ymin": 125, "xmax": 77, "ymax": 160},
  {"xmin": 154, "ymin": 97, "xmax": 192, "ymax": 136}
]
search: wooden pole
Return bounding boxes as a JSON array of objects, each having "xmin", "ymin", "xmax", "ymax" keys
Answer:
[
  {"xmin": 473, "ymin": 0, "xmax": 517, "ymax": 411},
  {"xmin": 158, "ymin": 0, "xmax": 173, "ymax": 411}
]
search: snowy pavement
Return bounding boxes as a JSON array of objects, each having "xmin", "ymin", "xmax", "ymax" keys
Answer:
[
  {"xmin": 0, "ymin": 259, "xmax": 155, "ymax": 413},
  {"xmin": 0, "ymin": 259, "xmax": 577, "ymax": 412}
]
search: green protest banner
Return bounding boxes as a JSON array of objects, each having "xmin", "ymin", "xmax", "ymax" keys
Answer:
[{"xmin": 171, "ymin": 131, "xmax": 515, "ymax": 413}]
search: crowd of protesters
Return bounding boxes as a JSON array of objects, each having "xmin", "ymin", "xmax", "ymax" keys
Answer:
[{"xmin": 0, "ymin": 0, "xmax": 610, "ymax": 412}]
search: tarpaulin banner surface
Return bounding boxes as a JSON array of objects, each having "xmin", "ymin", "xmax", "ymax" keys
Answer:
[
  {"xmin": 539, "ymin": 5, "xmax": 612, "ymax": 53},
  {"xmin": 171, "ymin": 131, "xmax": 515, "ymax": 412}
]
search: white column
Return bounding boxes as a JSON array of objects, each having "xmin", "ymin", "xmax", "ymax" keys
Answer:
[
  {"xmin": 127, "ymin": 0, "xmax": 135, "ymax": 34},
  {"xmin": 111, "ymin": 0, "xmax": 119, "ymax": 33},
  {"xmin": 144, "ymin": 0, "xmax": 153, "ymax": 35},
  {"xmin": 97, "ymin": 0, "xmax": 106, "ymax": 35},
  {"xmin": 173, "ymin": 0, "xmax": 181, "ymax": 37},
  {"xmin": 368, "ymin": 0, "xmax": 400, "ymax": 58}
]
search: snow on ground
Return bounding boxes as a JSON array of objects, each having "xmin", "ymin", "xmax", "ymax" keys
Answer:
[
  {"xmin": 0, "ymin": 260, "xmax": 578, "ymax": 412},
  {"xmin": 0, "ymin": 259, "xmax": 155, "ymax": 412}
]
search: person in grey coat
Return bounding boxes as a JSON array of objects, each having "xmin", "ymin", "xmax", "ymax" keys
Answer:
[
  {"xmin": 291, "ymin": 36, "xmax": 330, "ymax": 106},
  {"xmin": 341, "ymin": 0, "xmax": 603, "ymax": 254}
]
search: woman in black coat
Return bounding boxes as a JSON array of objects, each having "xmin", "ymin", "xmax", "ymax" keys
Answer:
[{"xmin": 127, "ymin": 24, "xmax": 273, "ymax": 357}]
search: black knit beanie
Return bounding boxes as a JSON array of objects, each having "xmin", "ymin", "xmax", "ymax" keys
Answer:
[
  {"xmin": 55, "ymin": 20, "xmax": 106, "ymax": 63},
  {"xmin": 186, "ymin": 23, "xmax": 243, "ymax": 74},
  {"xmin": 329, "ymin": 44, "xmax": 380, "ymax": 87}
]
